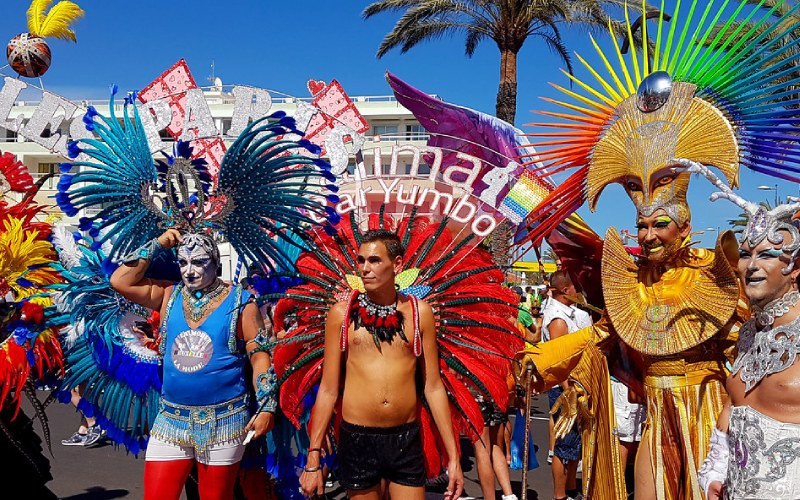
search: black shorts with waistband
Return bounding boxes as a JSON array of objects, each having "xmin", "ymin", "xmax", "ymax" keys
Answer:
[{"xmin": 336, "ymin": 420, "xmax": 426, "ymax": 491}]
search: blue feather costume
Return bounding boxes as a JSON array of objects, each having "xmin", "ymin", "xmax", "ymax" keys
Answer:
[{"xmin": 51, "ymin": 88, "xmax": 336, "ymax": 488}]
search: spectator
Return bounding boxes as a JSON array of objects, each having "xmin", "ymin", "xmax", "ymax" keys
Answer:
[
  {"xmin": 61, "ymin": 385, "xmax": 104, "ymax": 447},
  {"xmin": 540, "ymin": 271, "xmax": 591, "ymax": 500}
]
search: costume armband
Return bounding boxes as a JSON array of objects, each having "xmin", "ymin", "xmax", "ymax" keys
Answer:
[
  {"xmin": 122, "ymin": 237, "xmax": 163, "ymax": 264},
  {"xmin": 255, "ymin": 366, "xmax": 278, "ymax": 413},
  {"xmin": 247, "ymin": 328, "xmax": 273, "ymax": 356},
  {"xmin": 698, "ymin": 427, "xmax": 729, "ymax": 496}
]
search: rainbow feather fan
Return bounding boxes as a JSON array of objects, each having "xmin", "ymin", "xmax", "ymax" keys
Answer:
[
  {"xmin": 518, "ymin": 0, "xmax": 800, "ymax": 246},
  {"xmin": 270, "ymin": 208, "xmax": 523, "ymax": 477}
]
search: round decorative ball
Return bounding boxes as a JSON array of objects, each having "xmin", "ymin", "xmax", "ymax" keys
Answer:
[{"xmin": 7, "ymin": 33, "xmax": 52, "ymax": 78}]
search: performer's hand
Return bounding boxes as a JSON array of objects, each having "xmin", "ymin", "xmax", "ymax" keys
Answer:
[
  {"xmin": 444, "ymin": 459, "xmax": 464, "ymax": 500},
  {"xmin": 550, "ymin": 383, "xmax": 589, "ymax": 440},
  {"xmin": 512, "ymin": 355, "xmax": 539, "ymax": 388},
  {"xmin": 157, "ymin": 228, "xmax": 182, "ymax": 249},
  {"xmin": 245, "ymin": 411, "xmax": 274, "ymax": 438},
  {"xmin": 706, "ymin": 481, "xmax": 724, "ymax": 500},
  {"xmin": 299, "ymin": 467, "xmax": 324, "ymax": 498}
]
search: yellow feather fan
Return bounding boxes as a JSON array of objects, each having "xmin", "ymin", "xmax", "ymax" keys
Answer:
[
  {"xmin": 26, "ymin": 0, "xmax": 84, "ymax": 42},
  {"xmin": 0, "ymin": 216, "xmax": 60, "ymax": 300}
]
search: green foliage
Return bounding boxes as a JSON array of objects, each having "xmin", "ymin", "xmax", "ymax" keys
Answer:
[{"xmin": 363, "ymin": 0, "xmax": 642, "ymax": 123}]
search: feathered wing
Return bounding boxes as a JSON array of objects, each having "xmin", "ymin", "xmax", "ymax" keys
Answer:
[
  {"xmin": 58, "ymin": 90, "xmax": 163, "ymax": 260},
  {"xmin": 273, "ymin": 209, "xmax": 522, "ymax": 476},
  {"xmin": 26, "ymin": 0, "xmax": 84, "ymax": 42},
  {"xmin": 546, "ymin": 215, "xmax": 605, "ymax": 310},
  {"xmin": 0, "ymin": 152, "xmax": 35, "ymax": 194},
  {"xmin": 49, "ymin": 231, "xmax": 158, "ymax": 455},
  {"xmin": 0, "ymin": 214, "xmax": 63, "ymax": 416},
  {"xmin": 215, "ymin": 114, "xmax": 339, "ymax": 272}
]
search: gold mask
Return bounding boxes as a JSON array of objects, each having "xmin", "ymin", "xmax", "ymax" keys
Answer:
[{"xmin": 588, "ymin": 82, "xmax": 739, "ymax": 226}]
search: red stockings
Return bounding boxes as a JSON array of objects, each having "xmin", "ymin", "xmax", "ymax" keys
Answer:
[{"xmin": 144, "ymin": 460, "xmax": 240, "ymax": 500}]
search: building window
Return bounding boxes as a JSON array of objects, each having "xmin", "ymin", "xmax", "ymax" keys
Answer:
[
  {"xmin": 405, "ymin": 124, "xmax": 424, "ymax": 136},
  {"xmin": 38, "ymin": 163, "xmax": 59, "ymax": 175},
  {"xmin": 36, "ymin": 163, "xmax": 60, "ymax": 191},
  {"xmin": 373, "ymin": 125, "xmax": 398, "ymax": 137}
]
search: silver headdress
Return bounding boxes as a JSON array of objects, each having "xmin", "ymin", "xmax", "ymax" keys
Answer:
[{"xmin": 675, "ymin": 159, "xmax": 800, "ymax": 274}]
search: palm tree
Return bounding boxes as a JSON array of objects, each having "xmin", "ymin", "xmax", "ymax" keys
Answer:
[
  {"xmin": 363, "ymin": 0, "xmax": 637, "ymax": 124},
  {"xmin": 543, "ymin": 247, "xmax": 558, "ymax": 263},
  {"xmin": 729, "ymin": 201, "xmax": 772, "ymax": 234}
]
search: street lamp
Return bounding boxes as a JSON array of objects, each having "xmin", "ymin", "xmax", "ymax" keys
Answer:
[
  {"xmin": 703, "ymin": 226, "xmax": 722, "ymax": 244},
  {"xmin": 757, "ymin": 184, "xmax": 779, "ymax": 206}
]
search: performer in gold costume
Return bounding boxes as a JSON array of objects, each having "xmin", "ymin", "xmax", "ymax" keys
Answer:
[{"xmin": 512, "ymin": 2, "xmax": 800, "ymax": 499}]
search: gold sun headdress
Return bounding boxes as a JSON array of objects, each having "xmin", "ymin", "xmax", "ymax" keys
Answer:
[{"xmin": 517, "ymin": 0, "xmax": 800, "ymax": 244}]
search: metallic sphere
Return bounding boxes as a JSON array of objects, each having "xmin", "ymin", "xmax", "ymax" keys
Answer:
[{"xmin": 637, "ymin": 71, "xmax": 673, "ymax": 113}]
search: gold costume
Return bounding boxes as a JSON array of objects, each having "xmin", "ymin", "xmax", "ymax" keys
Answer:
[
  {"xmin": 510, "ymin": 2, "xmax": 792, "ymax": 497},
  {"xmin": 519, "ymin": 232, "xmax": 741, "ymax": 499}
]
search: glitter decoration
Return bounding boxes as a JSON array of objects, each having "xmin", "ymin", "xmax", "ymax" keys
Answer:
[
  {"xmin": 0, "ymin": 77, "xmax": 28, "ymax": 131},
  {"xmin": 226, "ymin": 86, "xmax": 273, "ymax": 138},
  {"xmin": 7, "ymin": 33, "xmax": 51, "ymax": 78},
  {"xmin": 22, "ymin": 91, "xmax": 77, "ymax": 151},
  {"xmin": 326, "ymin": 124, "xmax": 366, "ymax": 176},
  {"xmin": 401, "ymin": 284, "xmax": 431, "ymax": 299},
  {"xmin": 394, "ymin": 268, "xmax": 420, "ymax": 291},
  {"xmin": 67, "ymin": 113, "xmax": 94, "ymax": 162},
  {"xmin": 345, "ymin": 274, "xmax": 365, "ymax": 292},
  {"xmin": 139, "ymin": 99, "xmax": 172, "ymax": 152},
  {"xmin": 60, "ymin": 89, "xmax": 334, "ymax": 270},
  {"xmin": 498, "ymin": 170, "xmax": 550, "ymax": 224},
  {"xmin": 179, "ymin": 88, "xmax": 218, "ymax": 142},
  {"xmin": 138, "ymin": 59, "xmax": 198, "ymax": 138}
]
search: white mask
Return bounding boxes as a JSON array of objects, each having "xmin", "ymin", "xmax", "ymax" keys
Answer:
[{"xmin": 177, "ymin": 243, "xmax": 218, "ymax": 292}]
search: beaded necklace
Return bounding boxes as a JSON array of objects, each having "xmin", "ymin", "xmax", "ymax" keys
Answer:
[
  {"xmin": 182, "ymin": 279, "xmax": 228, "ymax": 323},
  {"xmin": 352, "ymin": 292, "xmax": 406, "ymax": 348}
]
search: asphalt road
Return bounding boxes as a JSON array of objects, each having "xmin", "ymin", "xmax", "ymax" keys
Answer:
[{"xmin": 22, "ymin": 393, "xmax": 563, "ymax": 500}]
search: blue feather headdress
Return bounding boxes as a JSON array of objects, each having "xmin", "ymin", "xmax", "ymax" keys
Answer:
[{"xmin": 58, "ymin": 86, "xmax": 339, "ymax": 271}]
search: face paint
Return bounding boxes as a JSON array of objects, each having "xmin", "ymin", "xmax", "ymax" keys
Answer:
[
  {"xmin": 177, "ymin": 244, "xmax": 218, "ymax": 292},
  {"xmin": 636, "ymin": 210, "xmax": 687, "ymax": 263},
  {"xmin": 738, "ymin": 233, "xmax": 800, "ymax": 309}
]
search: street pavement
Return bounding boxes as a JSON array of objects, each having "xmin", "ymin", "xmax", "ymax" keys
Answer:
[{"xmin": 24, "ymin": 393, "xmax": 563, "ymax": 500}]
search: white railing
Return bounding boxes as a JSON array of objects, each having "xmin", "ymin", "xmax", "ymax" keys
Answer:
[{"xmin": 12, "ymin": 93, "xmax": 440, "ymax": 109}]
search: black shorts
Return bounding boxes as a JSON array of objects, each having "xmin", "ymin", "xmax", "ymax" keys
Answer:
[{"xmin": 336, "ymin": 420, "xmax": 426, "ymax": 490}]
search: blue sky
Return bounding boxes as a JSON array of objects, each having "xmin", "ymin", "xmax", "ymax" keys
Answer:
[{"xmin": 1, "ymin": 0, "xmax": 796, "ymax": 249}]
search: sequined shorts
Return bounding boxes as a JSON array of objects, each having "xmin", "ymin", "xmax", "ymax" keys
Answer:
[
  {"xmin": 149, "ymin": 394, "xmax": 249, "ymax": 457},
  {"xmin": 726, "ymin": 406, "xmax": 800, "ymax": 499}
]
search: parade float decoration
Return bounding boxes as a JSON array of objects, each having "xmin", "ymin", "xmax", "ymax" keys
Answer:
[{"xmin": 6, "ymin": 0, "xmax": 84, "ymax": 79}]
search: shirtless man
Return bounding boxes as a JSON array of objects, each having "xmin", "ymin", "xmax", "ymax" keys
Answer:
[
  {"xmin": 111, "ymin": 229, "xmax": 274, "ymax": 499},
  {"xmin": 698, "ymin": 199, "xmax": 800, "ymax": 499},
  {"xmin": 299, "ymin": 229, "xmax": 464, "ymax": 499}
]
